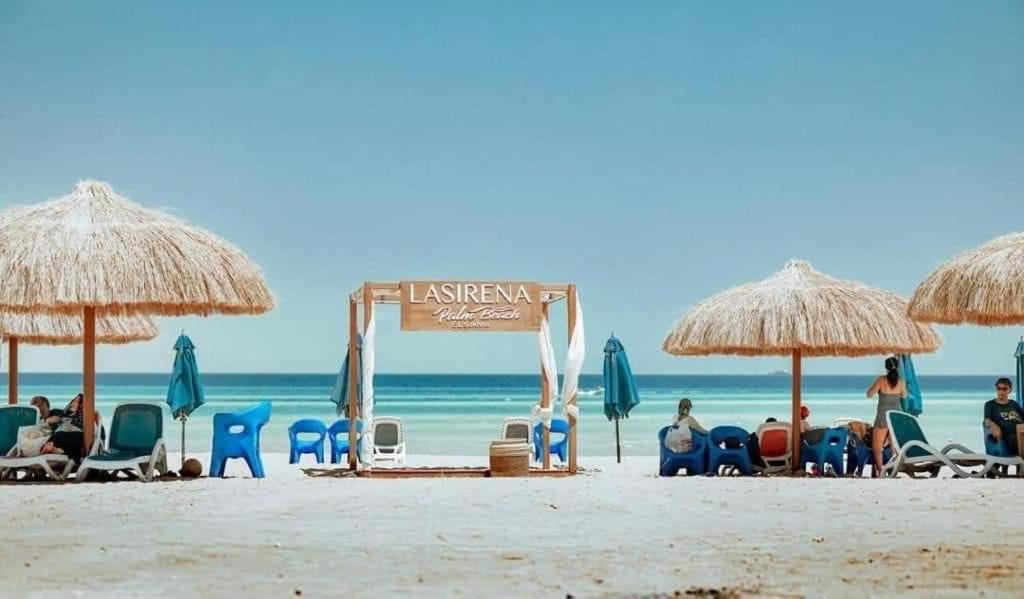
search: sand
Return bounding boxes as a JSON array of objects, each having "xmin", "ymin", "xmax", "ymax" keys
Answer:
[{"xmin": 2, "ymin": 454, "xmax": 1022, "ymax": 598}]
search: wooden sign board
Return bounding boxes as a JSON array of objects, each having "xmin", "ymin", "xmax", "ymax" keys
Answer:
[{"xmin": 400, "ymin": 281, "xmax": 542, "ymax": 332}]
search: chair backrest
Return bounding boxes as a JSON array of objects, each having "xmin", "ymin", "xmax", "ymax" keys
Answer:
[
  {"xmin": 886, "ymin": 410, "xmax": 930, "ymax": 458},
  {"xmin": 109, "ymin": 404, "xmax": 163, "ymax": 457},
  {"xmin": 217, "ymin": 401, "xmax": 272, "ymax": 433},
  {"xmin": 373, "ymin": 417, "xmax": 403, "ymax": 447},
  {"xmin": 709, "ymin": 425, "xmax": 749, "ymax": 448},
  {"xmin": 657, "ymin": 426, "xmax": 706, "ymax": 455},
  {"xmin": 0, "ymin": 405, "xmax": 39, "ymax": 455},
  {"xmin": 501, "ymin": 417, "xmax": 532, "ymax": 442},
  {"xmin": 289, "ymin": 418, "xmax": 326, "ymax": 437},
  {"xmin": 830, "ymin": 418, "xmax": 869, "ymax": 440},
  {"xmin": 533, "ymin": 419, "xmax": 570, "ymax": 442},
  {"xmin": 822, "ymin": 426, "xmax": 848, "ymax": 447},
  {"xmin": 757, "ymin": 425, "xmax": 790, "ymax": 458},
  {"xmin": 328, "ymin": 418, "xmax": 364, "ymax": 438}
]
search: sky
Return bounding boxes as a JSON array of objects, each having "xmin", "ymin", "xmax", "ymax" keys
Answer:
[{"xmin": 0, "ymin": 2, "xmax": 1022, "ymax": 375}]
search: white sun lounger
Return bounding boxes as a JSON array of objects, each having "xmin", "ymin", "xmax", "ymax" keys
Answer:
[
  {"xmin": 371, "ymin": 416, "xmax": 406, "ymax": 466},
  {"xmin": 883, "ymin": 410, "xmax": 1024, "ymax": 478},
  {"xmin": 0, "ymin": 424, "xmax": 103, "ymax": 482}
]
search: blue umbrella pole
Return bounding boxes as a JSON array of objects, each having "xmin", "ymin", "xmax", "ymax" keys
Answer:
[
  {"xmin": 180, "ymin": 414, "xmax": 186, "ymax": 469},
  {"xmin": 615, "ymin": 417, "xmax": 621, "ymax": 463}
]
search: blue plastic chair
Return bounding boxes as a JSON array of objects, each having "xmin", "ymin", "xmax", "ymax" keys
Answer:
[
  {"xmin": 658, "ymin": 427, "xmax": 707, "ymax": 476},
  {"xmin": 801, "ymin": 426, "xmax": 848, "ymax": 476},
  {"xmin": 846, "ymin": 435, "xmax": 892, "ymax": 476},
  {"xmin": 984, "ymin": 425, "xmax": 1015, "ymax": 457},
  {"xmin": 707, "ymin": 426, "xmax": 753, "ymax": 476},
  {"xmin": 533, "ymin": 419, "xmax": 569, "ymax": 463},
  {"xmin": 288, "ymin": 419, "xmax": 327, "ymax": 464},
  {"xmin": 210, "ymin": 401, "xmax": 271, "ymax": 478},
  {"xmin": 328, "ymin": 419, "xmax": 364, "ymax": 464}
]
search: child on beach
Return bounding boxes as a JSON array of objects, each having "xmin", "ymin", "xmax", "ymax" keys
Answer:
[
  {"xmin": 984, "ymin": 377, "xmax": 1023, "ymax": 457},
  {"xmin": 664, "ymin": 398, "xmax": 707, "ymax": 453}
]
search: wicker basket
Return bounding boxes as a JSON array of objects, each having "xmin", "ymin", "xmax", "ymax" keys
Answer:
[{"xmin": 489, "ymin": 440, "xmax": 531, "ymax": 477}]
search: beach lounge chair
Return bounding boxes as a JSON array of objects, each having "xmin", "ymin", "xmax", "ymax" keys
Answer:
[
  {"xmin": 371, "ymin": 416, "xmax": 406, "ymax": 466},
  {"xmin": 532, "ymin": 419, "xmax": 569, "ymax": 464},
  {"xmin": 707, "ymin": 426, "xmax": 753, "ymax": 476},
  {"xmin": 288, "ymin": 418, "xmax": 327, "ymax": 464},
  {"xmin": 0, "ymin": 405, "xmax": 39, "ymax": 455},
  {"xmin": 801, "ymin": 426, "xmax": 847, "ymax": 477},
  {"xmin": 883, "ymin": 410, "xmax": 1024, "ymax": 478},
  {"xmin": 501, "ymin": 417, "xmax": 532, "ymax": 444},
  {"xmin": 756, "ymin": 421, "xmax": 791, "ymax": 474},
  {"xmin": 76, "ymin": 404, "xmax": 167, "ymax": 482},
  {"xmin": 210, "ymin": 401, "xmax": 271, "ymax": 478},
  {"xmin": 658, "ymin": 427, "xmax": 707, "ymax": 476},
  {"xmin": 1, "ymin": 423, "xmax": 104, "ymax": 482},
  {"xmin": 328, "ymin": 418, "xmax": 364, "ymax": 464}
]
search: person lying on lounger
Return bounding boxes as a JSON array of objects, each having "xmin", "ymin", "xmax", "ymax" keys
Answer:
[
  {"xmin": 40, "ymin": 394, "xmax": 88, "ymax": 461},
  {"xmin": 984, "ymin": 377, "xmax": 1023, "ymax": 457}
]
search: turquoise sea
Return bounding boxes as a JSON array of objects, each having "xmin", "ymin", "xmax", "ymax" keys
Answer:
[{"xmin": 0, "ymin": 373, "xmax": 1008, "ymax": 457}]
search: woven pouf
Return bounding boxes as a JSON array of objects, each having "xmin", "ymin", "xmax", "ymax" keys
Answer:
[{"xmin": 489, "ymin": 440, "xmax": 531, "ymax": 477}]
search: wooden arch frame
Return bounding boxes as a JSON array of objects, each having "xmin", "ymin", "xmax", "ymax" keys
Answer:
[{"xmin": 345, "ymin": 281, "xmax": 580, "ymax": 474}]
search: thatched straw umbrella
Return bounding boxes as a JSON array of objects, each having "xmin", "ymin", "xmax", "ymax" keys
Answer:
[
  {"xmin": 0, "ymin": 180, "xmax": 274, "ymax": 449},
  {"xmin": 3, "ymin": 312, "xmax": 158, "ymax": 405},
  {"xmin": 908, "ymin": 232, "xmax": 1024, "ymax": 326},
  {"xmin": 662, "ymin": 259, "xmax": 941, "ymax": 470}
]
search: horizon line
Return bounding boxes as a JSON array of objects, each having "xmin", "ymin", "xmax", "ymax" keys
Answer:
[{"xmin": 0, "ymin": 371, "xmax": 1013, "ymax": 378}]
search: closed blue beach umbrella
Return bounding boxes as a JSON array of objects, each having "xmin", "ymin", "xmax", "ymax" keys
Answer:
[
  {"xmin": 1015, "ymin": 338, "xmax": 1024, "ymax": 407},
  {"xmin": 898, "ymin": 353, "xmax": 923, "ymax": 416},
  {"xmin": 166, "ymin": 334, "xmax": 205, "ymax": 468},
  {"xmin": 603, "ymin": 335, "xmax": 640, "ymax": 463},
  {"xmin": 330, "ymin": 335, "xmax": 362, "ymax": 416}
]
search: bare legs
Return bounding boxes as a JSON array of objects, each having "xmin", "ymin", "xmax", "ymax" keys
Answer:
[{"xmin": 872, "ymin": 427, "xmax": 888, "ymax": 477}]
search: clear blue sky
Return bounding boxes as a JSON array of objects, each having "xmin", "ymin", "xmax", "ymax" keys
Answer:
[{"xmin": 1, "ymin": 2, "xmax": 1022, "ymax": 375}]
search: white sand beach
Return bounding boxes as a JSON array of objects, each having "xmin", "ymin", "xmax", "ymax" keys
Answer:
[{"xmin": 2, "ymin": 454, "xmax": 1023, "ymax": 598}]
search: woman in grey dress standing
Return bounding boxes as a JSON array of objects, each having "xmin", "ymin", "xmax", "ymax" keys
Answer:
[{"xmin": 865, "ymin": 357, "xmax": 906, "ymax": 477}]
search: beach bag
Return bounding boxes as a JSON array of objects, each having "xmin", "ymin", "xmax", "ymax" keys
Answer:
[
  {"xmin": 664, "ymin": 424, "xmax": 692, "ymax": 453},
  {"xmin": 15, "ymin": 424, "xmax": 51, "ymax": 458}
]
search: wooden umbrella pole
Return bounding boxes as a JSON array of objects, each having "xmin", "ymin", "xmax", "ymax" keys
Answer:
[
  {"xmin": 8, "ymin": 337, "xmax": 17, "ymax": 405},
  {"xmin": 83, "ymin": 307, "xmax": 96, "ymax": 453},
  {"xmin": 347, "ymin": 296, "xmax": 358, "ymax": 470},
  {"xmin": 791, "ymin": 348, "xmax": 802, "ymax": 473}
]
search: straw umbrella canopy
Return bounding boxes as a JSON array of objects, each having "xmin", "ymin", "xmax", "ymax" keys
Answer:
[
  {"xmin": 0, "ymin": 180, "xmax": 274, "ymax": 448},
  {"xmin": 908, "ymin": 232, "xmax": 1024, "ymax": 326},
  {"xmin": 662, "ymin": 259, "xmax": 941, "ymax": 470},
  {"xmin": 2, "ymin": 311, "xmax": 159, "ymax": 405}
]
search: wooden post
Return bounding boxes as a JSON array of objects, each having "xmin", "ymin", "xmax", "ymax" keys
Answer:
[
  {"xmin": 362, "ymin": 282, "xmax": 373, "ymax": 462},
  {"xmin": 8, "ymin": 337, "xmax": 18, "ymax": 405},
  {"xmin": 791, "ymin": 349, "xmax": 802, "ymax": 473},
  {"xmin": 541, "ymin": 302, "xmax": 551, "ymax": 470},
  {"xmin": 83, "ymin": 307, "xmax": 96, "ymax": 454},
  {"xmin": 567, "ymin": 284, "xmax": 578, "ymax": 474},
  {"xmin": 347, "ymin": 296, "xmax": 359, "ymax": 470}
]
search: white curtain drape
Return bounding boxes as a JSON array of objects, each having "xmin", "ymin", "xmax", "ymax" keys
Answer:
[
  {"xmin": 562, "ymin": 295, "xmax": 585, "ymax": 418},
  {"xmin": 359, "ymin": 303, "xmax": 376, "ymax": 467},
  {"xmin": 533, "ymin": 312, "xmax": 559, "ymax": 429}
]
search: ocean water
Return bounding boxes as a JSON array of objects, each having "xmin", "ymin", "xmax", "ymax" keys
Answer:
[{"xmin": 0, "ymin": 373, "xmax": 1007, "ymax": 457}]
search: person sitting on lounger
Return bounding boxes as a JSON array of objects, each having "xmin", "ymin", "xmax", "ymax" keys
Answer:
[
  {"xmin": 41, "ymin": 394, "xmax": 87, "ymax": 461},
  {"xmin": 664, "ymin": 398, "xmax": 707, "ymax": 453},
  {"xmin": 984, "ymin": 377, "xmax": 1023, "ymax": 457}
]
